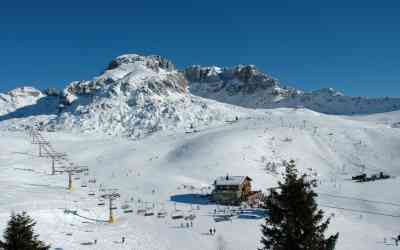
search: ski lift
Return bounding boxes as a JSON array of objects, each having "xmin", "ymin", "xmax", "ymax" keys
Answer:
[
  {"xmin": 214, "ymin": 214, "xmax": 232, "ymax": 222},
  {"xmin": 171, "ymin": 212, "xmax": 184, "ymax": 220},
  {"xmin": 157, "ymin": 211, "xmax": 167, "ymax": 218},
  {"xmin": 88, "ymin": 177, "xmax": 96, "ymax": 184},
  {"xmin": 184, "ymin": 214, "xmax": 196, "ymax": 221},
  {"xmin": 97, "ymin": 199, "xmax": 105, "ymax": 206},
  {"xmin": 123, "ymin": 209, "xmax": 134, "ymax": 214},
  {"xmin": 121, "ymin": 204, "xmax": 130, "ymax": 210},
  {"xmin": 80, "ymin": 173, "xmax": 88, "ymax": 187},
  {"xmin": 144, "ymin": 211, "xmax": 154, "ymax": 216},
  {"xmin": 137, "ymin": 209, "xmax": 146, "ymax": 214},
  {"xmin": 88, "ymin": 191, "xmax": 96, "ymax": 196},
  {"xmin": 144, "ymin": 201, "xmax": 154, "ymax": 210}
]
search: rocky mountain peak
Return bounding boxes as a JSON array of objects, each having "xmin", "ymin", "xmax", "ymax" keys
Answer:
[
  {"xmin": 310, "ymin": 88, "xmax": 344, "ymax": 97},
  {"xmin": 107, "ymin": 54, "xmax": 176, "ymax": 72},
  {"xmin": 62, "ymin": 54, "xmax": 187, "ymax": 105},
  {"xmin": 183, "ymin": 64, "xmax": 280, "ymax": 96}
]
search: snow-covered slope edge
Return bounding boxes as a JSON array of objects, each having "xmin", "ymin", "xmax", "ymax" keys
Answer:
[{"xmin": 184, "ymin": 65, "xmax": 400, "ymax": 114}]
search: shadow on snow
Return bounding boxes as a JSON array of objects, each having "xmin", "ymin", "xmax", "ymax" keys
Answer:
[{"xmin": 170, "ymin": 194, "xmax": 211, "ymax": 205}]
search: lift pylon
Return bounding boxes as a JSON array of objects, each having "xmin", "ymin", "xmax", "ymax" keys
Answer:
[
  {"xmin": 101, "ymin": 189, "xmax": 120, "ymax": 224},
  {"xmin": 64, "ymin": 166, "xmax": 89, "ymax": 191}
]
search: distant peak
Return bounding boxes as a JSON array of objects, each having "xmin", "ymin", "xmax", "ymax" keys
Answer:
[
  {"xmin": 107, "ymin": 53, "xmax": 176, "ymax": 71},
  {"xmin": 312, "ymin": 88, "xmax": 344, "ymax": 96},
  {"xmin": 183, "ymin": 64, "xmax": 279, "ymax": 91},
  {"xmin": 6, "ymin": 86, "xmax": 43, "ymax": 98}
]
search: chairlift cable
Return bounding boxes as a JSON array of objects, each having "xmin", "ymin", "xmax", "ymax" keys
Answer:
[
  {"xmin": 317, "ymin": 193, "xmax": 400, "ymax": 207},
  {"xmin": 319, "ymin": 204, "xmax": 400, "ymax": 218}
]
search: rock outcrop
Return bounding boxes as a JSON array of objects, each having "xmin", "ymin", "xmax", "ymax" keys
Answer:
[{"xmin": 183, "ymin": 65, "xmax": 279, "ymax": 95}]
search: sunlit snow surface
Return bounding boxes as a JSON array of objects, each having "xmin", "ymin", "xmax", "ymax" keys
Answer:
[{"xmin": 1, "ymin": 108, "xmax": 400, "ymax": 250}]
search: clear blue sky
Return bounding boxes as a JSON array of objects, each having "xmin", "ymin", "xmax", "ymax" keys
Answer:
[{"xmin": 0, "ymin": 0, "xmax": 399, "ymax": 97}]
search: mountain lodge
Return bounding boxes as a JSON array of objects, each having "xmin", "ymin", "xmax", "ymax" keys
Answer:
[{"xmin": 211, "ymin": 175, "xmax": 253, "ymax": 205}]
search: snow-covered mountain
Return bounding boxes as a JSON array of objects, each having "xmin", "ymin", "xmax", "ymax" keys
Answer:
[
  {"xmin": 184, "ymin": 65, "xmax": 400, "ymax": 114},
  {"xmin": 0, "ymin": 54, "xmax": 249, "ymax": 137},
  {"xmin": 1, "ymin": 53, "xmax": 400, "ymax": 136},
  {"xmin": 0, "ymin": 87, "xmax": 45, "ymax": 116}
]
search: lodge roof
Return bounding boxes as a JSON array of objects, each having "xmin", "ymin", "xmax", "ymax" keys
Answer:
[{"xmin": 214, "ymin": 175, "xmax": 252, "ymax": 186}]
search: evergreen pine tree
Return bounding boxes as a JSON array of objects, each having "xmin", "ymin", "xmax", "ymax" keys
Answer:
[
  {"xmin": 0, "ymin": 211, "xmax": 50, "ymax": 250},
  {"xmin": 260, "ymin": 160, "xmax": 338, "ymax": 250}
]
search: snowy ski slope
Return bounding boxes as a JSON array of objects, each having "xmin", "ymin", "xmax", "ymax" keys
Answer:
[{"xmin": 1, "ymin": 108, "xmax": 400, "ymax": 250}]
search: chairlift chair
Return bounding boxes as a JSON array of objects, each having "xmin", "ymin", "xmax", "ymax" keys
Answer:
[
  {"xmin": 80, "ymin": 175, "xmax": 88, "ymax": 187},
  {"xmin": 97, "ymin": 199, "xmax": 105, "ymax": 206},
  {"xmin": 157, "ymin": 211, "xmax": 167, "ymax": 218},
  {"xmin": 121, "ymin": 204, "xmax": 130, "ymax": 210},
  {"xmin": 137, "ymin": 208, "xmax": 146, "ymax": 214},
  {"xmin": 171, "ymin": 212, "xmax": 184, "ymax": 220},
  {"xmin": 144, "ymin": 211, "xmax": 154, "ymax": 216}
]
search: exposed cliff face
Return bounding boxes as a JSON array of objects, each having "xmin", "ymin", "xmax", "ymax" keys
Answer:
[
  {"xmin": 183, "ymin": 65, "xmax": 279, "ymax": 95},
  {"xmin": 183, "ymin": 65, "xmax": 298, "ymax": 109},
  {"xmin": 184, "ymin": 65, "xmax": 400, "ymax": 114}
]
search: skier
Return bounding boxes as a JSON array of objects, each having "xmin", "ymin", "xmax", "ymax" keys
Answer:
[
  {"xmin": 213, "ymin": 228, "xmax": 216, "ymax": 235},
  {"xmin": 122, "ymin": 236, "xmax": 125, "ymax": 244},
  {"xmin": 209, "ymin": 228, "xmax": 213, "ymax": 235}
]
